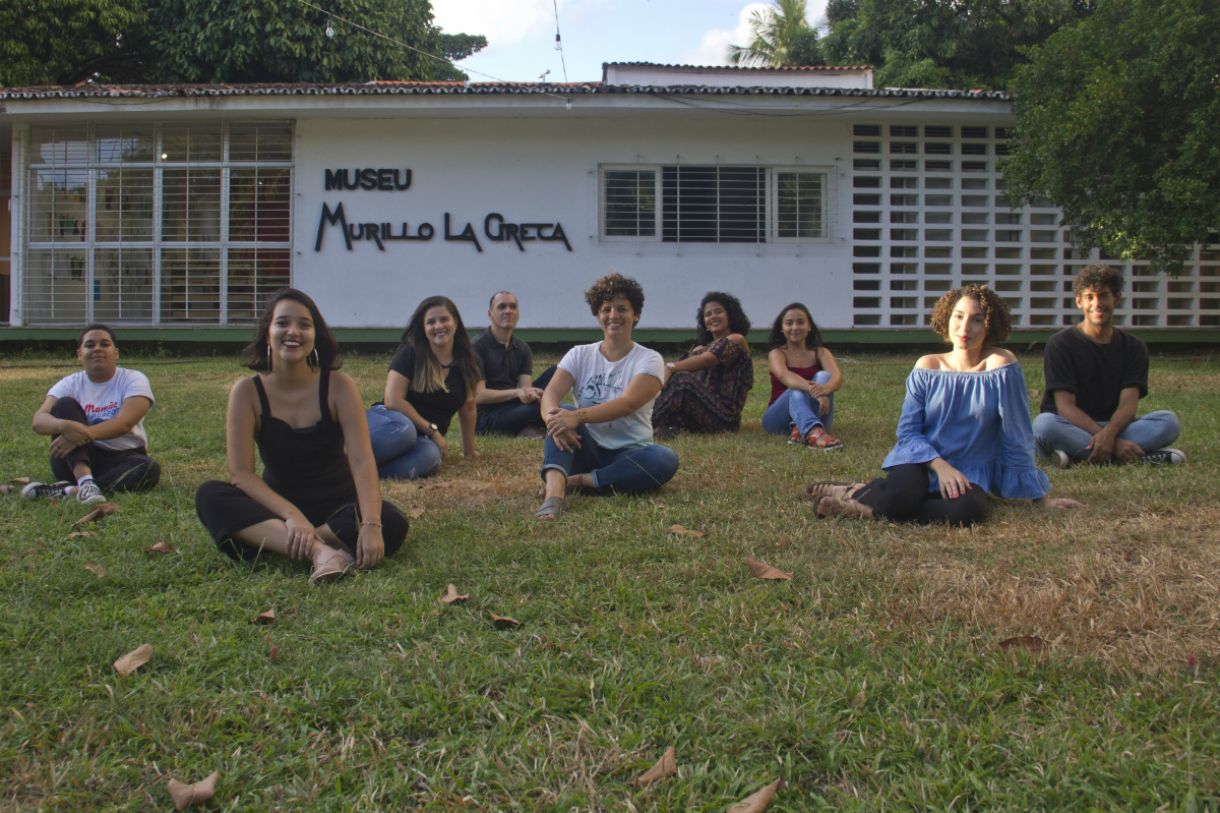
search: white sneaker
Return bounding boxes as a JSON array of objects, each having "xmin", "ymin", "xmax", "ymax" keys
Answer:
[
  {"xmin": 1049, "ymin": 450, "xmax": 1071, "ymax": 469},
  {"xmin": 21, "ymin": 481, "xmax": 71, "ymax": 500},
  {"xmin": 1142, "ymin": 448, "xmax": 1186, "ymax": 465},
  {"xmin": 75, "ymin": 480, "xmax": 106, "ymax": 505}
]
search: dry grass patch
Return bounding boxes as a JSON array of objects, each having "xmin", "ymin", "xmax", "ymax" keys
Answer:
[{"xmin": 887, "ymin": 504, "xmax": 1220, "ymax": 671}]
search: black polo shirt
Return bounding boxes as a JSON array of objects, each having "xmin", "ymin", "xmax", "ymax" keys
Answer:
[{"xmin": 472, "ymin": 329, "xmax": 533, "ymax": 393}]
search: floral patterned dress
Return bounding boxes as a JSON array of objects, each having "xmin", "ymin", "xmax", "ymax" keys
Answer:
[{"xmin": 652, "ymin": 336, "xmax": 753, "ymax": 433}]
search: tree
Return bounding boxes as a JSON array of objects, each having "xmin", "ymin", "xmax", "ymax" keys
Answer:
[
  {"xmin": 821, "ymin": 0, "xmax": 1094, "ymax": 90},
  {"xmin": 1003, "ymin": 0, "xmax": 1220, "ymax": 272},
  {"xmin": 0, "ymin": 0, "xmax": 147, "ymax": 85},
  {"xmin": 728, "ymin": 0, "xmax": 823, "ymax": 67},
  {"xmin": 0, "ymin": 0, "xmax": 487, "ymax": 86},
  {"xmin": 146, "ymin": 0, "xmax": 482, "ymax": 83}
]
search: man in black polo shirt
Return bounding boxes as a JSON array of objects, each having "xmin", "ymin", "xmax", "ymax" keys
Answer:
[
  {"xmin": 473, "ymin": 291, "xmax": 555, "ymax": 437},
  {"xmin": 1033, "ymin": 264, "xmax": 1183, "ymax": 467}
]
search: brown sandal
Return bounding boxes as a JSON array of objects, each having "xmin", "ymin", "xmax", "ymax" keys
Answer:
[
  {"xmin": 804, "ymin": 481, "xmax": 864, "ymax": 502},
  {"xmin": 814, "ymin": 493, "xmax": 874, "ymax": 519},
  {"xmin": 309, "ymin": 547, "xmax": 355, "ymax": 584}
]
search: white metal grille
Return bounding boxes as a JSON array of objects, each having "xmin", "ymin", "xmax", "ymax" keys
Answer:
[
  {"xmin": 850, "ymin": 123, "xmax": 1220, "ymax": 329},
  {"xmin": 23, "ymin": 121, "xmax": 293, "ymax": 326}
]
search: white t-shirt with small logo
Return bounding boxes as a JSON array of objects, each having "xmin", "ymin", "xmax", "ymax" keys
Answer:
[
  {"xmin": 47, "ymin": 368, "xmax": 155, "ymax": 451},
  {"xmin": 558, "ymin": 342, "xmax": 664, "ymax": 449}
]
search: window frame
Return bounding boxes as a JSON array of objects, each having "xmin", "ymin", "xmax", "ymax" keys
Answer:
[{"xmin": 23, "ymin": 120, "xmax": 294, "ymax": 326}]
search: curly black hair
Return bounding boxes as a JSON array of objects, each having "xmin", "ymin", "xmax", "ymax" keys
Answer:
[
  {"xmin": 585, "ymin": 272, "xmax": 644, "ymax": 323},
  {"xmin": 929, "ymin": 285, "xmax": 1012, "ymax": 346},
  {"xmin": 695, "ymin": 291, "xmax": 751, "ymax": 345},
  {"xmin": 1072, "ymin": 263, "xmax": 1123, "ymax": 298}
]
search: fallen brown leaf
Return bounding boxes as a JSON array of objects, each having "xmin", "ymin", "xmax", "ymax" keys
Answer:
[
  {"xmin": 668, "ymin": 524, "xmax": 706, "ymax": 538},
  {"xmin": 269, "ymin": 644, "xmax": 280, "ymax": 660},
  {"xmin": 440, "ymin": 583, "xmax": 469, "ymax": 605},
  {"xmin": 168, "ymin": 771, "xmax": 218, "ymax": 810},
  {"xmin": 490, "ymin": 612, "xmax": 521, "ymax": 629},
  {"xmin": 67, "ymin": 531, "xmax": 96, "ymax": 539},
  {"xmin": 409, "ymin": 506, "xmax": 426, "ymax": 520},
  {"xmin": 253, "ymin": 608, "xmax": 276, "ymax": 625},
  {"xmin": 146, "ymin": 541, "xmax": 175, "ymax": 554},
  {"xmin": 746, "ymin": 557, "xmax": 793, "ymax": 581},
  {"xmin": 84, "ymin": 562, "xmax": 106, "ymax": 578},
  {"xmin": 113, "ymin": 643, "xmax": 153, "ymax": 676},
  {"xmin": 729, "ymin": 778, "xmax": 784, "ymax": 813},
  {"xmin": 999, "ymin": 635, "xmax": 1049, "ymax": 656},
  {"xmin": 73, "ymin": 502, "xmax": 119, "ymax": 526},
  {"xmin": 633, "ymin": 745, "xmax": 676, "ymax": 786},
  {"xmin": 12, "ymin": 476, "xmax": 31, "ymax": 485}
]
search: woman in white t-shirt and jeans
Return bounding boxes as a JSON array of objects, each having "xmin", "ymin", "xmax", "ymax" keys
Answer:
[
  {"xmin": 535, "ymin": 273, "xmax": 679, "ymax": 519},
  {"xmin": 25, "ymin": 324, "xmax": 160, "ymax": 504}
]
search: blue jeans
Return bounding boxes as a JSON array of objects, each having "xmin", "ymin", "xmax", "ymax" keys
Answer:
[
  {"xmin": 762, "ymin": 370, "xmax": 835, "ymax": 436},
  {"xmin": 1032, "ymin": 410, "xmax": 1181, "ymax": 462},
  {"xmin": 366, "ymin": 404, "xmax": 442, "ymax": 480},
  {"xmin": 476, "ymin": 367, "xmax": 554, "ymax": 436},
  {"xmin": 541, "ymin": 424, "xmax": 679, "ymax": 494}
]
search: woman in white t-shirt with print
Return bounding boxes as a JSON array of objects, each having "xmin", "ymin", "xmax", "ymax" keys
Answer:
[{"xmin": 535, "ymin": 273, "xmax": 679, "ymax": 519}]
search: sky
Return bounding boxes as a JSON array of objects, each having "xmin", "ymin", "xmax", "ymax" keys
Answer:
[{"xmin": 430, "ymin": 0, "xmax": 831, "ymax": 84}]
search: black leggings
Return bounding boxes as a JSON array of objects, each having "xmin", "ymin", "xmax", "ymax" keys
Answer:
[
  {"xmin": 195, "ymin": 480, "xmax": 409, "ymax": 561},
  {"xmin": 49, "ymin": 398, "xmax": 160, "ymax": 492},
  {"xmin": 853, "ymin": 463, "xmax": 992, "ymax": 527}
]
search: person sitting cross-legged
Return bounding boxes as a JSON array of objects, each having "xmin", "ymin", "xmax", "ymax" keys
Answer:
[{"xmin": 25, "ymin": 324, "xmax": 160, "ymax": 505}]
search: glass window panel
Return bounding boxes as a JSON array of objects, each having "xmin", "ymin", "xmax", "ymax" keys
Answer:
[
  {"xmin": 227, "ymin": 248, "xmax": 291, "ymax": 321},
  {"xmin": 29, "ymin": 127, "xmax": 89, "ymax": 166},
  {"xmin": 95, "ymin": 125, "xmax": 155, "ymax": 163},
  {"xmin": 28, "ymin": 170, "xmax": 89, "ymax": 243},
  {"xmin": 162, "ymin": 169, "xmax": 222, "ymax": 241},
  {"xmin": 23, "ymin": 249, "xmax": 87, "ymax": 323},
  {"xmin": 95, "ymin": 169, "xmax": 154, "ymax": 241},
  {"xmin": 229, "ymin": 122, "xmax": 293, "ymax": 162},
  {"xmin": 160, "ymin": 248, "xmax": 220, "ymax": 322},
  {"xmin": 661, "ymin": 165, "xmax": 765, "ymax": 243},
  {"xmin": 93, "ymin": 248, "xmax": 154, "ymax": 320},
  {"xmin": 161, "ymin": 124, "xmax": 222, "ymax": 162},
  {"xmin": 230, "ymin": 168, "xmax": 291, "ymax": 242},
  {"xmin": 775, "ymin": 171, "xmax": 824, "ymax": 238},
  {"xmin": 602, "ymin": 169, "xmax": 656, "ymax": 237}
]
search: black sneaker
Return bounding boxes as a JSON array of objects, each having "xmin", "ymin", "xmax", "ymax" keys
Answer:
[
  {"xmin": 21, "ymin": 481, "xmax": 71, "ymax": 500},
  {"xmin": 1142, "ymin": 448, "xmax": 1186, "ymax": 465}
]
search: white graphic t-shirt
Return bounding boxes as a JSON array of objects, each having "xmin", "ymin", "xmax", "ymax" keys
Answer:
[
  {"xmin": 558, "ymin": 342, "xmax": 664, "ymax": 449},
  {"xmin": 47, "ymin": 368, "xmax": 155, "ymax": 451}
]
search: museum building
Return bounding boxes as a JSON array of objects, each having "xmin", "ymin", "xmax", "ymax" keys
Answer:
[{"xmin": 1, "ymin": 63, "xmax": 1216, "ymax": 337}]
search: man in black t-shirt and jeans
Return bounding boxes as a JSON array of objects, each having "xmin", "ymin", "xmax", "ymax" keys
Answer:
[
  {"xmin": 472, "ymin": 291, "xmax": 555, "ymax": 438},
  {"xmin": 1033, "ymin": 264, "xmax": 1183, "ymax": 468}
]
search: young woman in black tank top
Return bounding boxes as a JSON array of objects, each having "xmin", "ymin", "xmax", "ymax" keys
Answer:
[{"xmin": 195, "ymin": 289, "xmax": 408, "ymax": 583}]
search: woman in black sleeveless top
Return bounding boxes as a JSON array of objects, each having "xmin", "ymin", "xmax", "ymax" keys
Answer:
[{"xmin": 195, "ymin": 289, "xmax": 408, "ymax": 582}]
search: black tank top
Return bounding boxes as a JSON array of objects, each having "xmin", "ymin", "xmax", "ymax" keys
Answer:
[{"xmin": 252, "ymin": 372, "xmax": 355, "ymax": 513}]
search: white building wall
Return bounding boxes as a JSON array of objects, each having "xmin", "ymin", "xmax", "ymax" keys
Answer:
[{"xmin": 293, "ymin": 115, "xmax": 856, "ymax": 330}]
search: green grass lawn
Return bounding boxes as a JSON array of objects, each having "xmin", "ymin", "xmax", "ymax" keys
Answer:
[{"xmin": 1, "ymin": 349, "xmax": 1217, "ymax": 811}]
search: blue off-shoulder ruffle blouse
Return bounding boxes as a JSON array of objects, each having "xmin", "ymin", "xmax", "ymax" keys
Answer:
[{"xmin": 881, "ymin": 364, "xmax": 1050, "ymax": 499}]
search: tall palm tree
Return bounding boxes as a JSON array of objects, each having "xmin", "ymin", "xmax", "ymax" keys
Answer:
[{"xmin": 728, "ymin": 0, "xmax": 819, "ymax": 67}]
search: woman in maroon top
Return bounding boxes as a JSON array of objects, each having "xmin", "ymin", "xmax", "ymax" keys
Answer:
[{"xmin": 761, "ymin": 302, "xmax": 844, "ymax": 449}]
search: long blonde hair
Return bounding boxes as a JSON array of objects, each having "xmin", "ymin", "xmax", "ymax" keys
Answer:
[{"xmin": 399, "ymin": 296, "xmax": 479, "ymax": 394}]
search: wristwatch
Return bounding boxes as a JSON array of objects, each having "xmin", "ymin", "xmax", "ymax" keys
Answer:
[{"xmin": 427, "ymin": 422, "xmax": 439, "ymax": 438}]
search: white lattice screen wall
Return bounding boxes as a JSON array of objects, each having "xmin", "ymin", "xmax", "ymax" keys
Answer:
[{"xmin": 849, "ymin": 123, "xmax": 1220, "ymax": 330}]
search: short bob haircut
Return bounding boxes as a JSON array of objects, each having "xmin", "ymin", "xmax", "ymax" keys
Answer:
[
  {"xmin": 77, "ymin": 323, "xmax": 117, "ymax": 348},
  {"xmin": 929, "ymin": 284, "xmax": 1012, "ymax": 346},
  {"xmin": 1072, "ymin": 263, "xmax": 1124, "ymax": 298},
  {"xmin": 585, "ymin": 272, "xmax": 645, "ymax": 322},
  {"xmin": 695, "ymin": 291, "xmax": 751, "ymax": 345},
  {"xmin": 766, "ymin": 302, "xmax": 823, "ymax": 350},
  {"xmin": 242, "ymin": 287, "xmax": 343, "ymax": 372}
]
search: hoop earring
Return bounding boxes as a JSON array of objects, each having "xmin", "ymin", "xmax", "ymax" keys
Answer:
[
  {"xmin": 307, "ymin": 348, "xmax": 319, "ymax": 370},
  {"xmin": 266, "ymin": 343, "xmax": 272, "ymax": 371}
]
